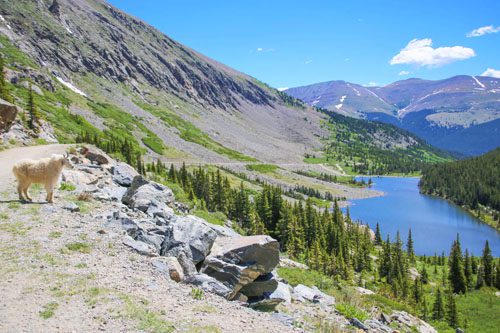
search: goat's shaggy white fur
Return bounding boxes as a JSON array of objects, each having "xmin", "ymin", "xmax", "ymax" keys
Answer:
[{"xmin": 12, "ymin": 154, "xmax": 72, "ymax": 203}]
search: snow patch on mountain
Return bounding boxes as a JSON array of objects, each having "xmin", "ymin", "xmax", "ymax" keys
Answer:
[
  {"xmin": 471, "ymin": 76, "xmax": 485, "ymax": 89},
  {"xmin": 55, "ymin": 77, "xmax": 87, "ymax": 97}
]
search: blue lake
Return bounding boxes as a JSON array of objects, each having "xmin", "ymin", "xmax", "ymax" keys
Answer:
[{"xmin": 346, "ymin": 177, "xmax": 500, "ymax": 257}]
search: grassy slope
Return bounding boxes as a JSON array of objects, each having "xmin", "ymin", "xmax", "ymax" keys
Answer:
[{"xmin": 310, "ymin": 108, "xmax": 453, "ymax": 176}]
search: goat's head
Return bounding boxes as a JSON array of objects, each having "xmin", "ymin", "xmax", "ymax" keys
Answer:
[{"xmin": 62, "ymin": 152, "xmax": 74, "ymax": 169}]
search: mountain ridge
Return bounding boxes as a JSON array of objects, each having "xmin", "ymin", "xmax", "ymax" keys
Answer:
[{"xmin": 286, "ymin": 75, "xmax": 500, "ymax": 156}]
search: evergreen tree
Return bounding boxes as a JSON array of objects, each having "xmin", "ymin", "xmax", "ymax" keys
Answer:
[
  {"xmin": 27, "ymin": 83, "xmax": 41, "ymax": 133},
  {"xmin": 375, "ymin": 222, "xmax": 382, "ymax": 245},
  {"xmin": 476, "ymin": 266, "xmax": 485, "ymax": 289},
  {"xmin": 464, "ymin": 249, "xmax": 473, "ymax": 290},
  {"xmin": 446, "ymin": 291, "xmax": 459, "ymax": 329},
  {"xmin": 432, "ymin": 288, "xmax": 445, "ymax": 320},
  {"xmin": 448, "ymin": 236, "xmax": 466, "ymax": 294},
  {"xmin": 482, "ymin": 240, "xmax": 494, "ymax": 286},
  {"xmin": 407, "ymin": 228, "xmax": 415, "ymax": 264},
  {"xmin": 421, "ymin": 265, "xmax": 429, "ymax": 284},
  {"xmin": 495, "ymin": 264, "xmax": 500, "ymax": 290},
  {"xmin": 0, "ymin": 54, "xmax": 12, "ymax": 102}
]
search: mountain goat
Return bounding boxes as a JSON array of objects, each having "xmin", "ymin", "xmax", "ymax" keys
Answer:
[{"xmin": 12, "ymin": 153, "xmax": 72, "ymax": 203}]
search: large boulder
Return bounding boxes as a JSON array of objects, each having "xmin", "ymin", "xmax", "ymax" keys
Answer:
[
  {"xmin": 122, "ymin": 175, "xmax": 175, "ymax": 218},
  {"xmin": 0, "ymin": 98, "xmax": 19, "ymax": 133},
  {"xmin": 112, "ymin": 162, "xmax": 139, "ymax": 187},
  {"xmin": 201, "ymin": 235, "xmax": 280, "ymax": 300},
  {"xmin": 160, "ymin": 215, "xmax": 218, "ymax": 275}
]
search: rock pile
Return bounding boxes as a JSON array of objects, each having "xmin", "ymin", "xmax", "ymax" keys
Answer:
[{"xmin": 64, "ymin": 147, "xmax": 283, "ymax": 308}]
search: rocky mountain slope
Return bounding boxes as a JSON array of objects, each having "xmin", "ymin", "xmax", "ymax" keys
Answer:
[
  {"xmin": 0, "ymin": 0, "xmax": 324, "ymax": 164},
  {"xmin": 0, "ymin": 0, "xmax": 450, "ymax": 176},
  {"xmin": 286, "ymin": 76, "xmax": 500, "ymax": 156}
]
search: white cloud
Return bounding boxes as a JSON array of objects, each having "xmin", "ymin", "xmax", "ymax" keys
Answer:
[
  {"xmin": 390, "ymin": 38, "xmax": 475, "ymax": 67},
  {"xmin": 305, "ymin": 59, "xmax": 313, "ymax": 64},
  {"xmin": 255, "ymin": 47, "xmax": 275, "ymax": 53},
  {"xmin": 467, "ymin": 25, "xmax": 500, "ymax": 37},
  {"xmin": 398, "ymin": 70, "xmax": 410, "ymax": 76},
  {"xmin": 480, "ymin": 68, "xmax": 500, "ymax": 78},
  {"xmin": 277, "ymin": 87, "xmax": 289, "ymax": 91},
  {"xmin": 363, "ymin": 81, "xmax": 379, "ymax": 87}
]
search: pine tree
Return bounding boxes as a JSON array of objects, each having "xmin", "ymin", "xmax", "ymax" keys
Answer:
[
  {"xmin": 448, "ymin": 236, "xmax": 466, "ymax": 294},
  {"xmin": 432, "ymin": 288, "xmax": 445, "ymax": 320},
  {"xmin": 495, "ymin": 264, "xmax": 500, "ymax": 290},
  {"xmin": 446, "ymin": 291, "xmax": 459, "ymax": 329},
  {"xmin": 464, "ymin": 249, "xmax": 473, "ymax": 290},
  {"xmin": 407, "ymin": 228, "xmax": 415, "ymax": 264},
  {"xmin": 0, "ymin": 54, "xmax": 12, "ymax": 102},
  {"xmin": 482, "ymin": 240, "xmax": 494, "ymax": 286},
  {"xmin": 27, "ymin": 83, "xmax": 41, "ymax": 133},
  {"xmin": 476, "ymin": 266, "xmax": 485, "ymax": 289},
  {"xmin": 375, "ymin": 222, "xmax": 382, "ymax": 245},
  {"xmin": 422, "ymin": 296, "xmax": 429, "ymax": 321},
  {"xmin": 421, "ymin": 265, "xmax": 429, "ymax": 284}
]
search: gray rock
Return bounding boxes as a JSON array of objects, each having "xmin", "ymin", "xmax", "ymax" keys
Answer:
[
  {"xmin": 268, "ymin": 281, "xmax": 292, "ymax": 304},
  {"xmin": 239, "ymin": 272, "xmax": 278, "ymax": 297},
  {"xmin": 101, "ymin": 185, "xmax": 127, "ymax": 202},
  {"xmin": 161, "ymin": 215, "xmax": 217, "ymax": 265},
  {"xmin": 0, "ymin": 98, "xmax": 19, "ymax": 133},
  {"xmin": 62, "ymin": 202, "xmax": 80, "ymax": 212},
  {"xmin": 112, "ymin": 162, "xmax": 139, "ymax": 187},
  {"xmin": 183, "ymin": 274, "xmax": 232, "ymax": 298},
  {"xmin": 350, "ymin": 318, "xmax": 368, "ymax": 331},
  {"xmin": 201, "ymin": 235, "xmax": 280, "ymax": 300},
  {"xmin": 151, "ymin": 256, "xmax": 184, "ymax": 282},
  {"xmin": 122, "ymin": 235, "xmax": 158, "ymax": 257},
  {"xmin": 271, "ymin": 313, "xmax": 294, "ymax": 326},
  {"xmin": 364, "ymin": 319, "xmax": 393, "ymax": 333},
  {"xmin": 292, "ymin": 284, "xmax": 335, "ymax": 306},
  {"xmin": 122, "ymin": 176, "xmax": 174, "ymax": 218},
  {"xmin": 248, "ymin": 297, "xmax": 283, "ymax": 312}
]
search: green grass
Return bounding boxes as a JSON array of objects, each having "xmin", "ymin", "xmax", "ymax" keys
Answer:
[
  {"xmin": 88, "ymin": 101, "xmax": 164, "ymax": 155},
  {"xmin": 0, "ymin": 35, "xmax": 37, "ymax": 67},
  {"xmin": 39, "ymin": 302, "xmax": 58, "ymax": 319},
  {"xmin": 59, "ymin": 182, "xmax": 76, "ymax": 191},
  {"xmin": 191, "ymin": 209, "xmax": 227, "ymax": 226},
  {"xmin": 245, "ymin": 164, "xmax": 279, "ymax": 174},
  {"xmin": 336, "ymin": 303, "xmax": 369, "ymax": 321},
  {"xmin": 48, "ymin": 231, "xmax": 63, "ymax": 239},
  {"xmin": 135, "ymin": 101, "xmax": 257, "ymax": 162},
  {"xmin": 191, "ymin": 288, "xmax": 204, "ymax": 300},
  {"xmin": 0, "ymin": 212, "xmax": 8, "ymax": 220},
  {"xmin": 455, "ymin": 288, "xmax": 500, "ymax": 333},
  {"xmin": 277, "ymin": 267, "xmax": 336, "ymax": 295},
  {"xmin": 63, "ymin": 242, "xmax": 92, "ymax": 254},
  {"xmin": 119, "ymin": 293, "xmax": 174, "ymax": 333}
]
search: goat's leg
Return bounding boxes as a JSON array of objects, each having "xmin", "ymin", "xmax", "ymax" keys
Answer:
[
  {"xmin": 17, "ymin": 182, "xmax": 25, "ymax": 201},
  {"xmin": 45, "ymin": 184, "xmax": 54, "ymax": 203},
  {"xmin": 23, "ymin": 183, "xmax": 32, "ymax": 202}
]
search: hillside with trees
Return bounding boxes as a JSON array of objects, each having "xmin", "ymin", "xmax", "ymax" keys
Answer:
[{"xmin": 419, "ymin": 148, "xmax": 500, "ymax": 229}]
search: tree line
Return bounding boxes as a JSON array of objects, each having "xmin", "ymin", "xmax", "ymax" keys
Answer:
[{"xmin": 420, "ymin": 148, "xmax": 500, "ymax": 226}]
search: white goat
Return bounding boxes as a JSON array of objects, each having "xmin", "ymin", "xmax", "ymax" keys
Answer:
[{"xmin": 12, "ymin": 153, "xmax": 72, "ymax": 203}]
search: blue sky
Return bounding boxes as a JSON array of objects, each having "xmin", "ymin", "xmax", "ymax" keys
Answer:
[{"xmin": 108, "ymin": 0, "xmax": 500, "ymax": 89}]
